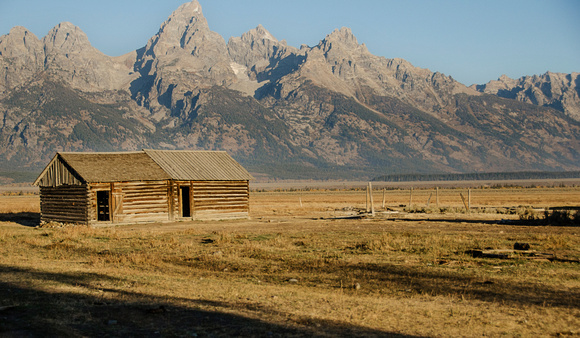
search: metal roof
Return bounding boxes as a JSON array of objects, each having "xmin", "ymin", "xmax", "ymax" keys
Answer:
[{"xmin": 144, "ymin": 150, "xmax": 254, "ymax": 181}]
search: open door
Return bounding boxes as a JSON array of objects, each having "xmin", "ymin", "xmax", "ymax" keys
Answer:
[
  {"xmin": 180, "ymin": 186, "xmax": 191, "ymax": 217},
  {"xmin": 97, "ymin": 191, "xmax": 110, "ymax": 221}
]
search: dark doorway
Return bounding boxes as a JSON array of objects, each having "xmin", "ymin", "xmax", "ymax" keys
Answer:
[
  {"xmin": 97, "ymin": 191, "xmax": 110, "ymax": 222},
  {"xmin": 180, "ymin": 186, "xmax": 191, "ymax": 217}
]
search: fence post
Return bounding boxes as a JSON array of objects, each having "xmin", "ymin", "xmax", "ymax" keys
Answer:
[
  {"xmin": 382, "ymin": 188, "xmax": 386, "ymax": 209},
  {"xmin": 368, "ymin": 182, "xmax": 375, "ymax": 216},
  {"xmin": 468, "ymin": 189, "xmax": 471, "ymax": 212},
  {"xmin": 366, "ymin": 185, "xmax": 369, "ymax": 212}
]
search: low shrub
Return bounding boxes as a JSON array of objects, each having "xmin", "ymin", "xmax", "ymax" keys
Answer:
[{"xmin": 544, "ymin": 210, "xmax": 580, "ymax": 226}]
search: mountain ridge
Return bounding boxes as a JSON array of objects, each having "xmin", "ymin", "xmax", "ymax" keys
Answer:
[
  {"xmin": 0, "ymin": 0, "xmax": 578, "ymax": 180},
  {"xmin": 472, "ymin": 72, "xmax": 580, "ymax": 121}
]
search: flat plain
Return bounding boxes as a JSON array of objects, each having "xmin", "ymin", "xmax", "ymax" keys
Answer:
[{"xmin": 1, "ymin": 185, "xmax": 579, "ymax": 337}]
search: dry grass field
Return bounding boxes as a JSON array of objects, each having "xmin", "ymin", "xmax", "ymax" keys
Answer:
[{"xmin": 1, "ymin": 186, "xmax": 579, "ymax": 337}]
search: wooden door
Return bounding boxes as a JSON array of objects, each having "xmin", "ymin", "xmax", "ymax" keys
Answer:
[{"xmin": 97, "ymin": 190, "xmax": 110, "ymax": 221}]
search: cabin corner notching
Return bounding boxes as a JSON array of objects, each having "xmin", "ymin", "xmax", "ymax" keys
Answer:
[{"xmin": 33, "ymin": 150, "xmax": 253, "ymax": 225}]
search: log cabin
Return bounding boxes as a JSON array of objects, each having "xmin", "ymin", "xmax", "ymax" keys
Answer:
[{"xmin": 33, "ymin": 150, "xmax": 254, "ymax": 225}]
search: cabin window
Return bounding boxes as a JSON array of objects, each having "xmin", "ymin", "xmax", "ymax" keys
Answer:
[
  {"xmin": 180, "ymin": 186, "xmax": 191, "ymax": 217},
  {"xmin": 97, "ymin": 191, "xmax": 110, "ymax": 221}
]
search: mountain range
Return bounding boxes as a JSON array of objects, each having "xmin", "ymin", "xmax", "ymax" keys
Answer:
[{"xmin": 1, "ymin": 0, "xmax": 579, "ymax": 181}]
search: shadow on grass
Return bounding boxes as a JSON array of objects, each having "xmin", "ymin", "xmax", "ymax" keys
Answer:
[
  {"xmin": 385, "ymin": 216, "xmax": 572, "ymax": 226},
  {"xmin": 383, "ymin": 216, "xmax": 511, "ymax": 226},
  {"xmin": 0, "ymin": 212, "xmax": 40, "ymax": 227},
  {"xmin": 0, "ymin": 265, "xmax": 421, "ymax": 338},
  {"xmin": 185, "ymin": 256, "xmax": 579, "ymax": 310},
  {"xmin": 348, "ymin": 262, "xmax": 580, "ymax": 309},
  {"xmin": 170, "ymin": 250, "xmax": 580, "ymax": 310}
]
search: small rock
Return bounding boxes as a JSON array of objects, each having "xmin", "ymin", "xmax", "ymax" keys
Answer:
[
  {"xmin": 147, "ymin": 306, "xmax": 167, "ymax": 314},
  {"xmin": 514, "ymin": 242, "xmax": 531, "ymax": 250},
  {"xmin": 288, "ymin": 278, "xmax": 298, "ymax": 283},
  {"xmin": 354, "ymin": 283, "xmax": 361, "ymax": 290}
]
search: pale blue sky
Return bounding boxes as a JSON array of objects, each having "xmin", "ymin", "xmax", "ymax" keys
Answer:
[{"xmin": 0, "ymin": 0, "xmax": 578, "ymax": 86}]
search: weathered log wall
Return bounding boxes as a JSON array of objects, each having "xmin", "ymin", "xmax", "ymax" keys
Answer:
[
  {"xmin": 193, "ymin": 181, "xmax": 249, "ymax": 219},
  {"xmin": 39, "ymin": 185, "xmax": 90, "ymax": 224},
  {"xmin": 88, "ymin": 181, "xmax": 170, "ymax": 224},
  {"xmin": 171, "ymin": 180, "xmax": 249, "ymax": 220},
  {"xmin": 39, "ymin": 180, "xmax": 249, "ymax": 225}
]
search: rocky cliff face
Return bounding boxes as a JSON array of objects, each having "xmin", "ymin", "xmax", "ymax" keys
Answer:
[
  {"xmin": 0, "ymin": 0, "xmax": 578, "ymax": 178},
  {"xmin": 0, "ymin": 27, "xmax": 44, "ymax": 95},
  {"xmin": 473, "ymin": 72, "xmax": 580, "ymax": 121},
  {"xmin": 0, "ymin": 23, "xmax": 136, "ymax": 96},
  {"xmin": 132, "ymin": 1, "xmax": 236, "ymax": 123}
]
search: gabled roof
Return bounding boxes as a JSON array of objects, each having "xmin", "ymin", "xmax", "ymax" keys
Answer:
[
  {"xmin": 34, "ymin": 150, "xmax": 253, "ymax": 186},
  {"xmin": 59, "ymin": 152, "xmax": 171, "ymax": 183}
]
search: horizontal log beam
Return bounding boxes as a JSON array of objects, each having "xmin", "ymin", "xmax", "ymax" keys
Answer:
[
  {"xmin": 122, "ymin": 199, "xmax": 169, "ymax": 206},
  {"xmin": 194, "ymin": 206, "xmax": 249, "ymax": 212},
  {"xmin": 41, "ymin": 214, "xmax": 88, "ymax": 222},
  {"xmin": 40, "ymin": 192, "xmax": 89, "ymax": 197},
  {"xmin": 122, "ymin": 202, "xmax": 168, "ymax": 209},
  {"xmin": 194, "ymin": 196, "xmax": 248, "ymax": 201},
  {"xmin": 194, "ymin": 193, "xmax": 248, "ymax": 198},
  {"xmin": 194, "ymin": 201, "xmax": 248, "ymax": 207},
  {"xmin": 41, "ymin": 198, "xmax": 90, "ymax": 204}
]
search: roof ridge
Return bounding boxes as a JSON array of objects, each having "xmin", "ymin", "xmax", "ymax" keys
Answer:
[
  {"xmin": 143, "ymin": 149, "xmax": 227, "ymax": 153},
  {"xmin": 58, "ymin": 151, "xmax": 146, "ymax": 155}
]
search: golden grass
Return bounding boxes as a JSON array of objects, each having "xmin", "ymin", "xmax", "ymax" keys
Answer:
[
  {"xmin": 1, "ymin": 186, "xmax": 579, "ymax": 336},
  {"xmin": 0, "ymin": 195, "xmax": 39, "ymax": 213}
]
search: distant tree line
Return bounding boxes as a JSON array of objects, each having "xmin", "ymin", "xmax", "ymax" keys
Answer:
[{"xmin": 372, "ymin": 171, "xmax": 580, "ymax": 182}]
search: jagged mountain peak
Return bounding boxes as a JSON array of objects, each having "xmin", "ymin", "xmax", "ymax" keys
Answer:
[
  {"xmin": 172, "ymin": 0, "xmax": 202, "ymax": 18},
  {"xmin": 498, "ymin": 74, "xmax": 513, "ymax": 82},
  {"xmin": 0, "ymin": 26, "xmax": 44, "ymax": 94},
  {"xmin": 133, "ymin": 0, "xmax": 234, "ymax": 118},
  {"xmin": 247, "ymin": 24, "xmax": 278, "ymax": 42},
  {"xmin": 227, "ymin": 23, "xmax": 296, "ymax": 77},
  {"xmin": 42, "ymin": 22, "xmax": 93, "ymax": 54},
  {"xmin": 0, "ymin": 26, "xmax": 42, "ymax": 57},
  {"xmin": 314, "ymin": 26, "xmax": 369, "ymax": 59},
  {"xmin": 475, "ymin": 71, "xmax": 580, "ymax": 120},
  {"xmin": 164, "ymin": 0, "xmax": 204, "ymax": 37},
  {"xmin": 145, "ymin": 0, "xmax": 215, "ymax": 55},
  {"xmin": 322, "ymin": 27, "xmax": 360, "ymax": 47},
  {"xmin": 3, "ymin": 26, "xmax": 37, "ymax": 39}
]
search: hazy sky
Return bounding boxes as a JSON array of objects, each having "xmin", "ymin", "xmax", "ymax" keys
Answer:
[{"xmin": 0, "ymin": 0, "xmax": 578, "ymax": 86}]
